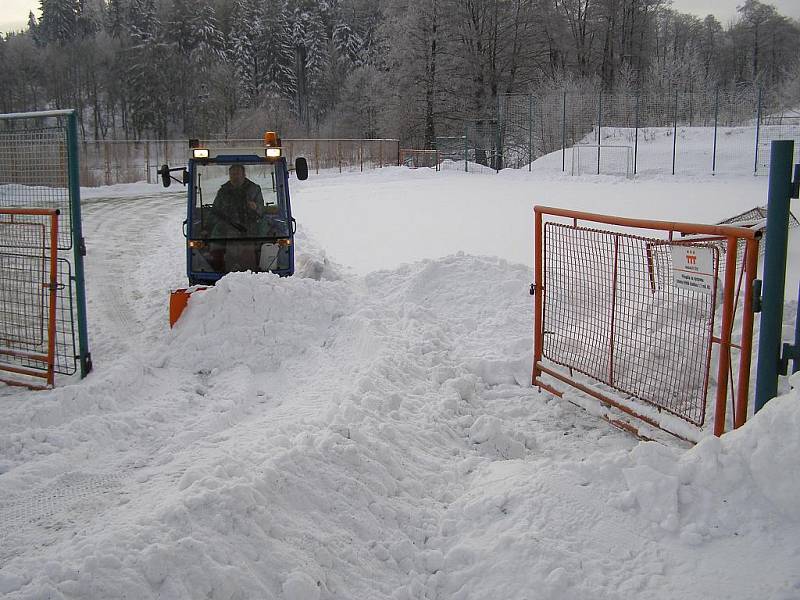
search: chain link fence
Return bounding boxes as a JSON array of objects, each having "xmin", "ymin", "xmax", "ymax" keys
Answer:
[
  {"xmin": 79, "ymin": 138, "xmax": 400, "ymax": 186},
  {"xmin": 493, "ymin": 84, "xmax": 800, "ymax": 177}
]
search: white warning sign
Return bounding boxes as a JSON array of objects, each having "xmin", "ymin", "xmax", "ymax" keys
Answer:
[{"xmin": 671, "ymin": 245, "xmax": 716, "ymax": 295}]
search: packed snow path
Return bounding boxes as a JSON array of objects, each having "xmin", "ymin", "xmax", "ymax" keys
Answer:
[{"xmin": 1, "ymin": 170, "xmax": 799, "ymax": 599}]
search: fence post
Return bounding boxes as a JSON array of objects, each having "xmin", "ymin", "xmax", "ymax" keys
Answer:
[
  {"xmin": 528, "ymin": 93, "xmax": 533, "ymax": 172},
  {"xmin": 561, "ymin": 89, "xmax": 567, "ymax": 172},
  {"xmin": 712, "ymin": 89, "xmax": 719, "ymax": 175},
  {"xmin": 464, "ymin": 122, "xmax": 468, "ymax": 172},
  {"xmin": 672, "ymin": 89, "xmax": 678, "ymax": 175},
  {"xmin": 754, "ymin": 140, "xmax": 796, "ymax": 413},
  {"xmin": 145, "ymin": 141, "xmax": 151, "ymax": 184},
  {"xmin": 66, "ymin": 111, "xmax": 92, "ymax": 377},
  {"xmin": 597, "ymin": 91, "xmax": 602, "ymax": 175},
  {"xmin": 634, "ymin": 92, "xmax": 639, "ymax": 176},
  {"xmin": 754, "ymin": 87, "xmax": 763, "ymax": 175}
]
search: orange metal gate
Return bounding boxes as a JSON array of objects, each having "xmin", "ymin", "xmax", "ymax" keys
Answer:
[
  {"xmin": 532, "ymin": 206, "xmax": 760, "ymax": 440},
  {"xmin": 0, "ymin": 208, "xmax": 61, "ymax": 389}
]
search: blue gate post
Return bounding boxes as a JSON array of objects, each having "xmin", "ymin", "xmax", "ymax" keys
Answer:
[
  {"xmin": 754, "ymin": 140, "xmax": 796, "ymax": 413},
  {"xmin": 66, "ymin": 110, "xmax": 92, "ymax": 377}
]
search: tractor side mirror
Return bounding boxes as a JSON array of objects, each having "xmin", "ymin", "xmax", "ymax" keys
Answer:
[
  {"xmin": 159, "ymin": 164, "xmax": 171, "ymax": 188},
  {"xmin": 295, "ymin": 157, "xmax": 309, "ymax": 181}
]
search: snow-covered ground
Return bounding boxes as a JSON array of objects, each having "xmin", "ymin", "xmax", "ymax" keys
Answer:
[{"xmin": 1, "ymin": 164, "xmax": 799, "ymax": 599}]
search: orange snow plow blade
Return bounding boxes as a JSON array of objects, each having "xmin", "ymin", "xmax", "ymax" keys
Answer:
[{"xmin": 169, "ymin": 287, "xmax": 207, "ymax": 328}]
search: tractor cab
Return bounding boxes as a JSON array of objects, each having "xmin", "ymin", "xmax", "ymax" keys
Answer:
[{"xmin": 159, "ymin": 133, "xmax": 308, "ymax": 286}]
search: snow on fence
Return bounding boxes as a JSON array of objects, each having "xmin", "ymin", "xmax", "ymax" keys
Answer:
[
  {"xmin": 78, "ymin": 138, "xmax": 401, "ymax": 186},
  {"xmin": 532, "ymin": 206, "xmax": 761, "ymax": 442}
]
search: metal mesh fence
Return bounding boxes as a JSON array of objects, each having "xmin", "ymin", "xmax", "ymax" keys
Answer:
[
  {"xmin": 79, "ymin": 138, "xmax": 400, "ymax": 185},
  {"xmin": 399, "ymin": 149, "xmax": 440, "ymax": 169},
  {"xmin": 465, "ymin": 120, "xmax": 501, "ymax": 171},
  {"xmin": 542, "ymin": 222, "xmax": 718, "ymax": 425},
  {"xmin": 499, "ymin": 84, "xmax": 798, "ymax": 177},
  {"xmin": 0, "ymin": 210, "xmax": 77, "ymax": 388},
  {"xmin": 0, "ymin": 110, "xmax": 90, "ymax": 385},
  {"xmin": 0, "ymin": 126, "xmax": 73, "ymax": 249}
]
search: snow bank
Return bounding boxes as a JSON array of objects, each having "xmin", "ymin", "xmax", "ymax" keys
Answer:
[{"xmin": 2, "ymin": 167, "xmax": 799, "ymax": 599}]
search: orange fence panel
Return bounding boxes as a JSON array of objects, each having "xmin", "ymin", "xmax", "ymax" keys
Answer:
[
  {"xmin": 0, "ymin": 208, "xmax": 62, "ymax": 390},
  {"xmin": 532, "ymin": 206, "xmax": 760, "ymax": 441}
]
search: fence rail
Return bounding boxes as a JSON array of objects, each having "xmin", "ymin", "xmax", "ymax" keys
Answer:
[{"xmin": 78, "ymin": 138, "xmax": 400, "ymax": 186}]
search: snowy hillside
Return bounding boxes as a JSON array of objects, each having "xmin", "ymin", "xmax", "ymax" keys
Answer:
[{"xmin": 1, "ymin": 167, "xmax": 799, "ymax": 599}]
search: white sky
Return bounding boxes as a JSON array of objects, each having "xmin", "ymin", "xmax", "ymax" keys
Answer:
[
  {"xmin": 1, "ymin": 0, "xmax": 39, "ymax": 34},
  {"xmin": 671, "ymin": 0, "xmax": 800, "ymax": 24},
  {"xmin": 1, "ymin": 0, "xmax": 799, "ymax": 34}
]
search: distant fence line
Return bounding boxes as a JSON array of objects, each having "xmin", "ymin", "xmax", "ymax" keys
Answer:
[
  {"xmin": 78, "ymin": 138, "xmax": 401, "ymax": 186},
  {"xmin": 439, "ymin": 85, "xmax": 800, "ymax": 176}
]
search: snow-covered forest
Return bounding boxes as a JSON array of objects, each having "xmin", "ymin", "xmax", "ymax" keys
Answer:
[{"xmin": 2, "ymin": 0, "xmax": 799, "ymax": 144}]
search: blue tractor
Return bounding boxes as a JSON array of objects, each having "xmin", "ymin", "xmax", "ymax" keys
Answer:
[
  {"xmin": 159, "ymin": 133, "xmax": 308, "ymax": 326},
  {"xmin": 159, "ymin": 132, "xmax": 308, "ymax": 286}
]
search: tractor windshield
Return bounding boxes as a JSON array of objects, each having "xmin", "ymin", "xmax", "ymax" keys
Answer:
[{"xmin": 192, "ymin": 162, "xmax": 290, "ymax": 240}]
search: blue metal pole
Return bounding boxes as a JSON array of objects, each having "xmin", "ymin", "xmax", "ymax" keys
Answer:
[
  {"xmin": 754, "ymin": 140, "xmax": 795, "ymax": 413},
  {"xmin": 66, "ymin": 111, "xmax": 92, "ymax": 377}
]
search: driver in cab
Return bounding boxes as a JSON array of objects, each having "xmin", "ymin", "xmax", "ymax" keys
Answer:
[{"xmin": 211, "ymin": 164, "xmax": 265, "ymax": 236}]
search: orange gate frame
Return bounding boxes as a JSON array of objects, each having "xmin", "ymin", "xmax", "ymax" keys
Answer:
[
  {"xmin": 0, "ymin": 208, "xmax": 60, "ymax": 390},
  {"xmin": 532, "ymin": 206, "xmax": 761, "ymax": 440}
]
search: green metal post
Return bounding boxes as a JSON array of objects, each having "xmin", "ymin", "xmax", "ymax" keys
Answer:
[
  {"xmin": 754, "ymin": 88, "xmax": 762, "ymax": 175},
  {"xmin": 712, "ymin": 89, "xmax": 719, "ymax": 174},
  {"xmin": 672, "ymin": 89, "xmax": 678, "ymax": 175},
  {"xmin": 597, "ymin": 92, "xmax": 602, "ymax": 175},
  {"xmin": 464, "ymin": 123, "xmax": 468, "ymax": 172},
  {"xmin": 754, "ymin": 140, "xmax": 795, "ymax": 413},
  {"xmin": 792, "ymin": 283, "xmax": 800, "ymax": 374},
  {"xmin": 528, "ymin": 93, "xmax": 533, "ymax": 172},
  {"xmin": 562, "ymin": 89, "xmax": 567, "ymax": 172},
  {"xmin": 633, "ymin": 93, "xmax": 639, "ymax": 176},
  {"xmin": 67, "ymin": 111, "xmax": 92, "ymax": 377}
]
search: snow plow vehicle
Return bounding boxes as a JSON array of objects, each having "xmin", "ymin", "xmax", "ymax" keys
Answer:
[{"xmin": 160, "ymin": 132, "xmax": 308, "ymax": 326}]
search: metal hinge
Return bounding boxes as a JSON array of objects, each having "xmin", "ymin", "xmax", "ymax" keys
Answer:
[{"xmin": 752, "ymin": 279, "xmax": 762, "ymax": 313}]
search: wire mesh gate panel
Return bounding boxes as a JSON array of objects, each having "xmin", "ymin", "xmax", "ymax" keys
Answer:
[
  {"xmin": 542, "ymin": 223, "xmax": 717, "ymax": 425},
  {"xmin": 0, "ymin": 110, "xmax": 91, "ymax": 384},
  {"xmin": 0, "ymin": 209, "xmax": 66, "ymax": 389},
  {"xmin": 532, "ymin": 206, "xmax": 760, "ymax": 441}
]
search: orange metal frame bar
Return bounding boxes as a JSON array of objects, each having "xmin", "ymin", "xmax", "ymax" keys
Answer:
[
  {"xmin": 0, "ymin": 208, "xmax": 60, "ymax": 390},
  {"xmin": 532, "ymin": 206, "xmax": 760, "ymax": 439}
]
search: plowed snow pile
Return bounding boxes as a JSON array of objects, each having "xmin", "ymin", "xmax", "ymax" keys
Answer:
[{"xmin": 1, "ymin": 168, "xmax": 799, "ymax": 599}]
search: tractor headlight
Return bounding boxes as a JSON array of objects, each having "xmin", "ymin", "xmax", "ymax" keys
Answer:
[
  {"xmin": 192, "ymin": 148, "xmax": 209, "ymax": 159},
  {"xmin": 265, "ymin": 147, "xmax": 282, "ymax": 158}
]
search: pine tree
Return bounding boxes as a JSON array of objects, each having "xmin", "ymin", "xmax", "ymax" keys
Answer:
[{"xmin": 39, "ymin": 0, "xmax": 79, "ymax": 44}]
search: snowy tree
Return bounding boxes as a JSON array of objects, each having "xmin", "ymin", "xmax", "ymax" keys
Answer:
[{"xmin": 38, "ymin": 0, "xmax": 79, "ymax": 44}]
